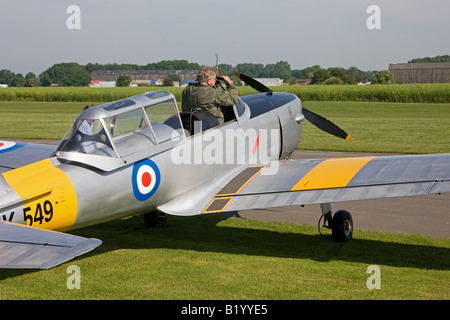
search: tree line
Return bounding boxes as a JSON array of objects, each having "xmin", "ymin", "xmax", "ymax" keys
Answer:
[
  {"xmin": 408, "ymin": 55, "xmax": 450, "ymax": 63},
  {"xmin": 1, "ymin": 55, "xmax": 446, "ymax": 87}
]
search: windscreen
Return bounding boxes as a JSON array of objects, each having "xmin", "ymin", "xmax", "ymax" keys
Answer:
[
  {"xmin": 56, "ymin": 118, "xmax": 116, "ymax": 157},
  {"xmin": 144, "ymin": 97, "xmax": 184, "ymax": 143},
  {"xmin": 103, "ymin": 108, "xmax": 156, "ymax": 157}
]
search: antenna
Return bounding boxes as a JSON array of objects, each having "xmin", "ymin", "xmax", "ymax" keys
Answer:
[{"xmin": 215, "ymin": 53, "xmax": 219, "ymax": 70}]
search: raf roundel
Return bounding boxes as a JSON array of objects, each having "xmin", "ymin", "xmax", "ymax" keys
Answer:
[
  {"xmin": 132, "ymin": 159, "xmax": 161, "ymax": 201},
  {"xmin": 0, "ymin": 141, "xmax": 25, "ymax": 154}
]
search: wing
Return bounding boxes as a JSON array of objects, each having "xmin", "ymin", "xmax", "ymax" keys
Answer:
[
  {"xmin": 203, "ymin": 154, "xmax": 450, "ymax": 213},
  {"xmin": 0, "ymin": 221, "xmax": 101, "ymax": 269},
  {"xmin": 0, "ymin": 140, "xmax": 56, "ymax": 173}
]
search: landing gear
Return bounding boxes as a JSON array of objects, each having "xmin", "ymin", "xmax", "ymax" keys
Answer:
[
  {"xmin": 318, "ymin": 203, "xmax": 353, "ymax": 242},
  {"xmin": 144, "ymin": 211, "xmax": 167, "ymax": 228},
  {"xmin": 331, "ymin": 210, "xmax": 353, "ymax": 242}
]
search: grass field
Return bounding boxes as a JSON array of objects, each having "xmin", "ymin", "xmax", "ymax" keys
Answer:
[
  {"xmin": 1, "ymin": 215, "xmax": 449, "ymax": 300},
  {"xmin": 1, "ymin": 100, "xmax": 449, "ymax": 154},
  {"xmin": 0, "ymin": 90, "xmax": 449, "ymax": 301}
]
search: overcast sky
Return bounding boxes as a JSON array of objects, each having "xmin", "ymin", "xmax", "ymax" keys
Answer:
[{"xmin": 1, "ymin": 0, "xmax": 449, "ymax": 76}]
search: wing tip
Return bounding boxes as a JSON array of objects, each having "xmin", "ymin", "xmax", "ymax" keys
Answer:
[{"xmin": 0, "ymin": 222, "xmax": 102, "ymax": 269}]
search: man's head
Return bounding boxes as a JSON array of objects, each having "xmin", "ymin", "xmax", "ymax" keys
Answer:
[{"xmin": 196, "ymin": 66, "xmax": 217, "ymax": 86}]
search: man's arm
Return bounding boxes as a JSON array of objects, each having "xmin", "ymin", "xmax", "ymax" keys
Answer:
[{"xmin": 214, "ymin": 76, "xmax": 238, "ymax": 106}]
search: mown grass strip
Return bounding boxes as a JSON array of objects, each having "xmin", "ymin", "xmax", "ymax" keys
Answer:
[{"xmin": 1, "ymin": 101, "xmax": 448, "ymax": 154}]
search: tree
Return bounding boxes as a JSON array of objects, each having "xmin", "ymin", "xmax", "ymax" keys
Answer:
[
  {"xmin": 116, "ymin": 75, "xmax": 131, "ymax": 87},
  {"xmin": 292, "ymin": 65, "xmax": 322, "ymax": 79},
  {"xmin": 0, "ymin": 69, "xmax": 16, "ymax": 86},
  {"xmin": 323, "ymin": 77, "xmax": 343, "ymax": 85},
  {"xmin": 39, "ymin": 63, "xmax": 91, "ymax": 86},
  {"xmin": 235, "ymin": 63, "xmax": 264, "ymax": 78},
  {"xmin": 264, "ymin": 61, "xmax": 291, "ymax": 78},
  {"xmin": 163, "ymin": 74, "xmax": 181, "ymax": 86},
  {"xmin": 12, "ymin": 73, "xmax": 25, "ymax": 87},
  {"xmin": 25, "ymin": 72, "xmax": 38, "ymax": 87},
  {"xmin": 217, "ymin": 64, "xmax": 234, "ymax": 76},
  {"xmin": 329, "ymin": 67, "xmax": 347, "ymax": 78},
  {"xmin": 371, "ymin": 70, "xmax": 395, "ymax": 84},
  {"xmin": 311, "ymin": 69, "xmax": 330, "ymax": 84},
  {"xmin": 408, "ymin": 55, "xmax": 450, "ymax": 63}
]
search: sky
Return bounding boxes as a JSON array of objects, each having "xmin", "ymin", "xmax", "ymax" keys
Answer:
[{"xmin": 1, "ymin": 0, "xmax": 449, "ymax": 76}]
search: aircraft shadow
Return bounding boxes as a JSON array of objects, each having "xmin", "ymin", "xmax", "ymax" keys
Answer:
[
  {"xmin": 1, "ymin": 213, "xmax": 448, "ymax": 279},
  {"xmin": 78, "ymin": 213, "xmax": 449, "ymax": 271}
]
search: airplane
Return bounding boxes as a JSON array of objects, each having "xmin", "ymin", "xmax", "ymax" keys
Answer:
[{"xmin": 1, "ymin": 73, "xmax": 449, "ymax": 269}]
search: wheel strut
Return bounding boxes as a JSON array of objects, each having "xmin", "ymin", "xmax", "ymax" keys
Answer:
[{"xmin": 144, "ymin": 211, "xmax": 168, "ymax": 228}]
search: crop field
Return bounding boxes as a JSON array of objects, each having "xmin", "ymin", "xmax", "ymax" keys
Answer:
[
  {"xmin": 0, "ymin": 85, "xmax": 449, "ymax": 301},
  {"xmin": 0, "ymin": 83, "xmax": 449, "ymax": 103}
]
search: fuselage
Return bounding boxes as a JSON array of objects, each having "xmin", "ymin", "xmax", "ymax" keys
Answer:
[{"xmin": 0, "ymin": 91, "xmax": 303, "ymax": 232}]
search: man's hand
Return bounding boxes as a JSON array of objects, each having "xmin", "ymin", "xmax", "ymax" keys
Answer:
[{"xmin": 221, "ymin": 76, "xmax": 233, "ymax": 85}]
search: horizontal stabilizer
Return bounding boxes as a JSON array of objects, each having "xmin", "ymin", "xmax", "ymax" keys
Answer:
[{"xmin": 0, "ymin": 222, "xmax": 101, "ymax": 269}]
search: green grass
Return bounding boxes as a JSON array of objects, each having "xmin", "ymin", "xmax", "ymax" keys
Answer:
[
  {"xmin": 299, "ymin": 101, "xmax": 450, "ymax": 154},
  {"xmin": 0, "ymin": 94, "xmax": 449, "ymax": 300},
  {"xmin": 1, "ymin": 215, "xmax": 449, "ymax": 300},
  {"xmin": 0, "ymin": 102, "xmax": 82, "ymax": 140},
  {"xmin": 1, "ymin": 101, "xmax": 449, "ymax": 154}
]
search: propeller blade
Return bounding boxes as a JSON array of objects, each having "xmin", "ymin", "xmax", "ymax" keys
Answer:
[
  {"xmin": 302, "ymin": 107, "xmax": 354, "ymax": 141},
  {"xmin": 235, "ymin": 71, "xmax": 353, "ymax": 141},
  {"xmin": 234, "ymin": 72, "xmax": 272, "ymax": 93}
]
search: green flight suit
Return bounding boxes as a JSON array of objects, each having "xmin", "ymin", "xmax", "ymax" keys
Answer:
[{"xmin": 181, "ymin": 82, "xmax": 239, "ymax": 124}]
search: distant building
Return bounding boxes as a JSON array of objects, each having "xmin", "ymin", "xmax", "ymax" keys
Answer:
[
  {"xmin": 254, "ymin": 78, "xmax": 283, "ymax": 86},
  {"xmin": 295, "ymin": 78, "xmax": 312, "ymax": 86},
  {"xmin": 389, "ymin": 62, "xmax": 450, "ymax": 84},
  {"xmin": 90, "ymin": 70, "xmax": 198, "ymax": 86},
  {"xmin": 90, "ymin": 80, "xmax": 116, "ymax": 88}
]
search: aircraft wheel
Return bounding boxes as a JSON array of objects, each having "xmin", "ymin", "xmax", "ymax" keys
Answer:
[
  {"xmin": 144, "ymin": 211, "xmax": 167, "ymax": 228},
  {"xmin": 332, "ymin": 210, "xmax": 353, "ymax": 242}
]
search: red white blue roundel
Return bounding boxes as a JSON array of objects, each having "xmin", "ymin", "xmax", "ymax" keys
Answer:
[
  {"xmin": 0, "ymin": 141, "xmax": 25, "ymax": 154},
  {"xmin": 132, "ymin": 159, "xmax": 161, "ymax": 201}
]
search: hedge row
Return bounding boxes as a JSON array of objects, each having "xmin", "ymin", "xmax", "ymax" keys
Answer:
[
  {"xmin": 0, "ymin": 84, "xmax": 448, "ymax": 103},
  {"xmin": 272, "ymin": 83, "xmax": 450, "ymax": 103}
]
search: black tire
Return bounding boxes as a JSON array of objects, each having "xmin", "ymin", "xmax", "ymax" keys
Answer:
[
  {"xmin": 332, "ymin": 210, "xmax": 353, "ymax": 242},
  {"xmin": 144, "ymin": 211, "xmax": 167, "ymax": 228}
]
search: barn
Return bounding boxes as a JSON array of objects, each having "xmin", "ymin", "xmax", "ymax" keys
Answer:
[
  {"xmin": 91, "ymin": 70, "xmax": 198, "ymax": 86},
  {"xmin": 389, "ymin": 62, "xmax": 450, "ymax": 84}
]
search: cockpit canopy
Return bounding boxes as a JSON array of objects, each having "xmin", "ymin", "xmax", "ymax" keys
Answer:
[{"xmin": 56, "ymin": 91, "xmax": 184, "ymax": 159}]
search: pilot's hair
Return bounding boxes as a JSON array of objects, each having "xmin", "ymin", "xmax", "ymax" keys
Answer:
[
  {"xmin": 196, "ymin": 66, "xmax": 217, "ymax": 83},
  {"xmin": 83, "ymin": 104, "xmax": 94, "ymax": 111}
]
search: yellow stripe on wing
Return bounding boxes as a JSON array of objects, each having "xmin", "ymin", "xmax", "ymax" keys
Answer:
[{"xmin": 291, "ymin": 157, "xmax": 374, "ymax": 191}]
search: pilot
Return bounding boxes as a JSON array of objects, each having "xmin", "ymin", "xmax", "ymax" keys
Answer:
[
  {"xmin": 182, "ymin": 66, "xmax": 238, "ymax": 125},
  {"xmin": 79, "ymin": 104, "xmax": 94, "ymax": 136},
  {"xmin": 78, "ymin": 104, "xmax": 95, "ymax": 146}
]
